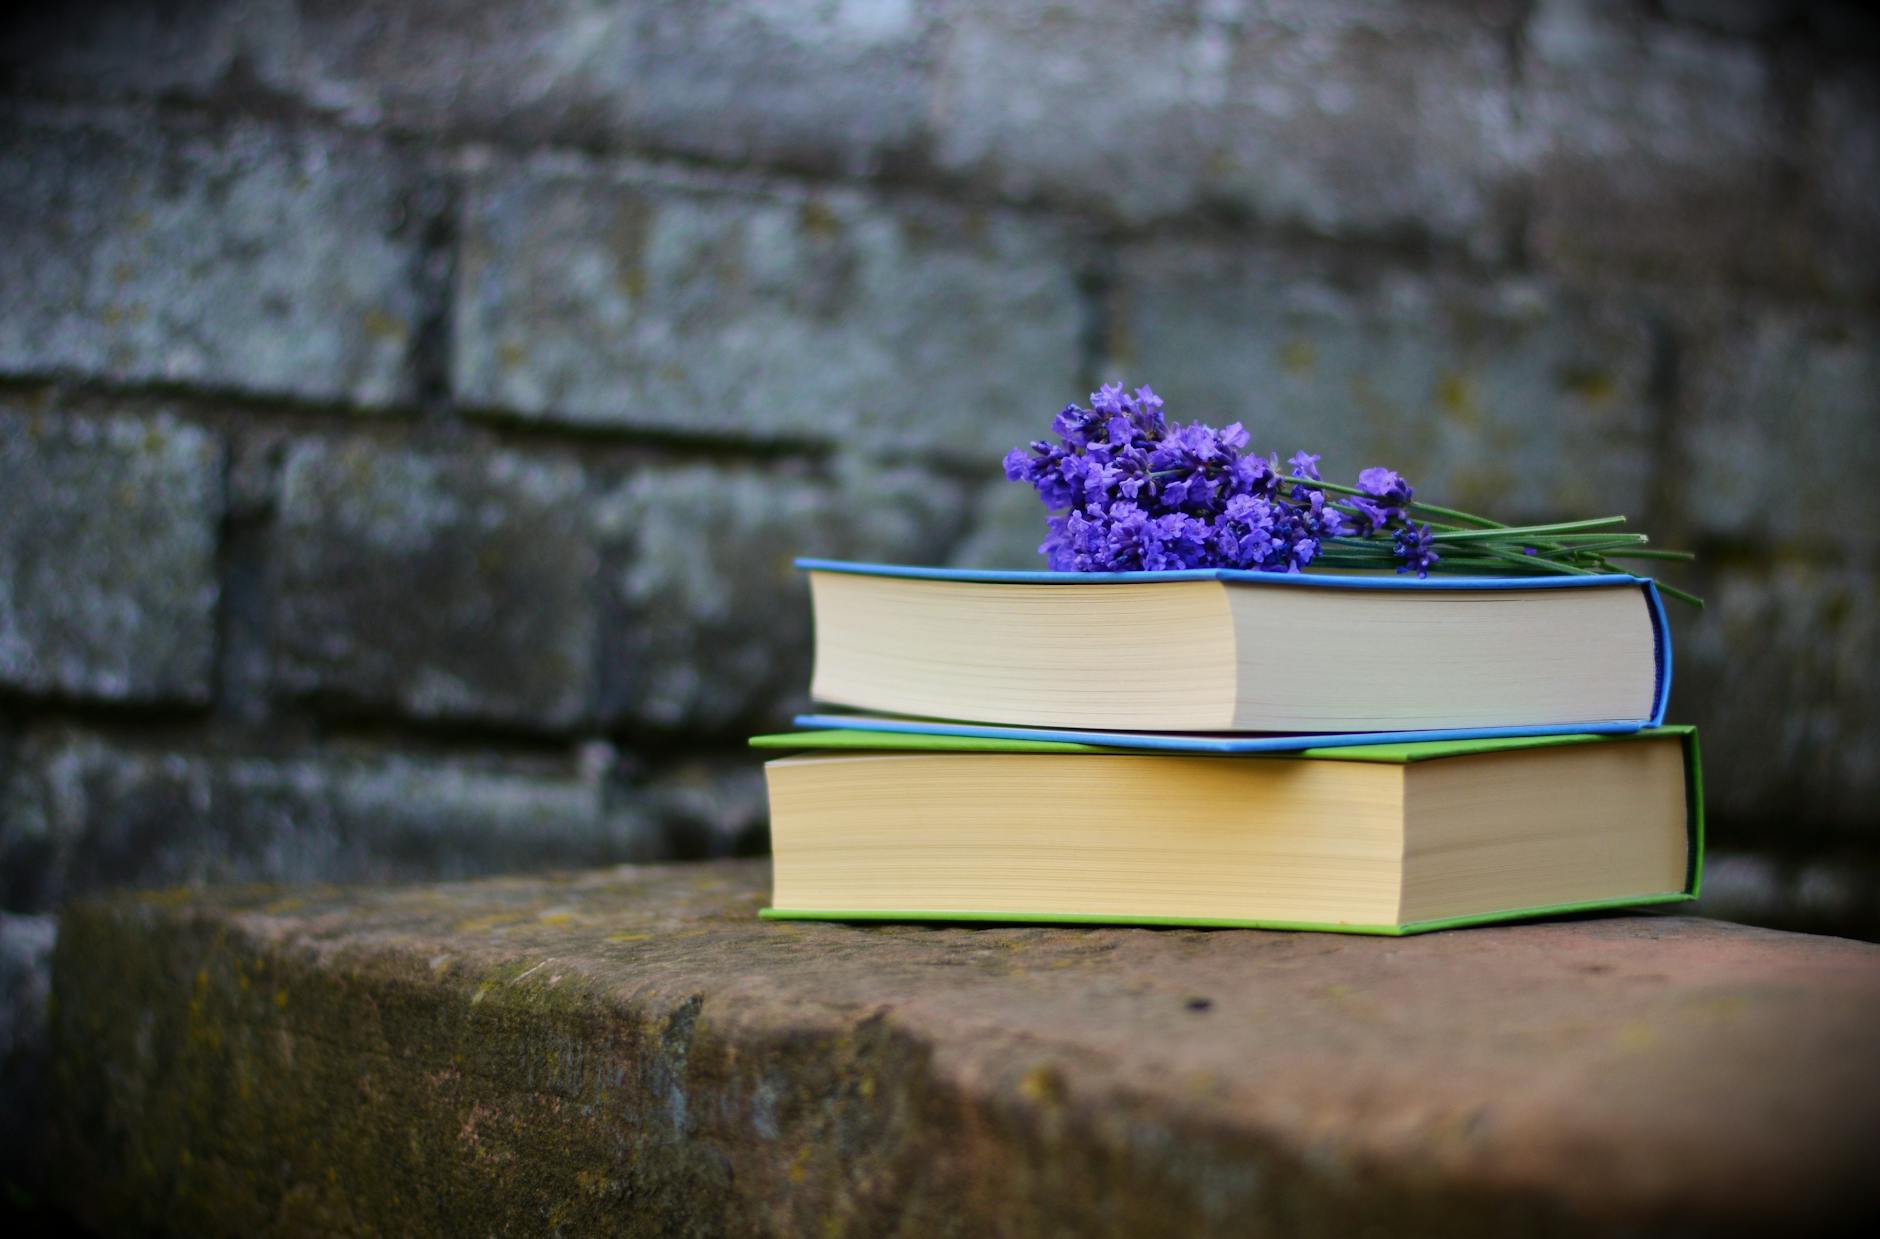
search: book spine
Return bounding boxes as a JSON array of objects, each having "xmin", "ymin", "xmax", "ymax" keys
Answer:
[{"xmin": 1644, "ymin": 579, "xmax": 1673, "ymax": 728}]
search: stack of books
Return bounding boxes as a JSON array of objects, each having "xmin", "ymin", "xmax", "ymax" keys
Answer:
[{"xmin": 752, "ymin": 560, "xmax": 1702, "ymax": 935}]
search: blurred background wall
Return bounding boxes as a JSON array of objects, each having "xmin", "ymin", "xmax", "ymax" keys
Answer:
[{"xmin": 2, "ymin": 0, "xmax": 1877, "ymax": 1192}]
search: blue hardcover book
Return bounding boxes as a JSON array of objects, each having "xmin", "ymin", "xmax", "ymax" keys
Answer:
[{"xmin": 798, "ymin": 558, "xmax": 1671, "ymax": 742}]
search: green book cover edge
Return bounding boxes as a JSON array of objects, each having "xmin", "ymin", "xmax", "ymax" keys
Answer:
[{"xmin": 754, "ymin": 728, "xmax": 1705, "ymax": 935}]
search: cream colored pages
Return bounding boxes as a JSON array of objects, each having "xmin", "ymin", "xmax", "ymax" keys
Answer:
[
  {"xmin": 767, "ymin": 753, "xmax": 1406, "ymax": 926},
  {"xmin": 1398, "ymin": 738, "xmax": 1688, "ymax": 923},
  {"xmin": 1228, "ymin": 586, "xmax": 1658, "ymax": 730},
  {"xmin": 809, "ymin": 572, "xmax": 1239, "ymax": 728}
]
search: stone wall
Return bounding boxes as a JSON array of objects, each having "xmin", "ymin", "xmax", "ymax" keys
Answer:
[{"xmin": 2, "ymin": 0, "xmax": 1878, "ymax": 1192}]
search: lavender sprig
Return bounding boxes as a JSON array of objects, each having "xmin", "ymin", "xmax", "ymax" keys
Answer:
[{"xmin": 1002, "ymin": 383, "xmax": 1702, "ymax": 606}]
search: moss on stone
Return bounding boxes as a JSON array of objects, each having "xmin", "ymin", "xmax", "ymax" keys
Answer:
[{"xmin": 49, "ymin": 861, "xmax": 1880, "ymax": 1237}]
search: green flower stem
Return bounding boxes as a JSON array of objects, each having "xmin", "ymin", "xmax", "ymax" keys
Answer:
[
  {"xmin": 1649, "ymin": 580, "xmax": 1706, "ymax": 607},
  {"xmin": 1521, "ymin": 532, "xmax": 1650, "ymax": 545},
  {"xmin": 1407, "ymin": 500, "xmax": 1505, "ymax": 528},
  {"xmin": 1523, "ymin": 539, "xmax": 1652, "ymax": 559},
  {"xmin": 1470, "ymin": 543, "xmax": 1602, "ymax": 575},
  {"xmin": 1304, "ymin": 479, "xmax": 1503, "ymax": 528},
  {"xmin": 1327, "ymin": 501, "xmax": 1470, "ymax": 532},
  {"xmin": 1430, "ymin": 516, "xmax": 1627, "ymax": 542},
  {"xmin": 1603, "ymin": 548, "xmax": 1698, "ymax": 562}
]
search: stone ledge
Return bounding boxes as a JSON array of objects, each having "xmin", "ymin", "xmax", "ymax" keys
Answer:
[{"xmin": 49, "ymin": 862, "xmax": 1880, "ymax": 1236}]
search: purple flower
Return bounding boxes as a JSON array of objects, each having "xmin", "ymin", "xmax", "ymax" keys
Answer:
[
  {"xmin": 1050, "ymin": 404, "xmax": 1099, "ymax": 447},
  {"xmin": 1358, "ymin": 467, "xmax": 1411, "ymax": 503},
  {"xmin": 1002, "ymin": 447, "xmax": 1034, "ymax": 482},
  {"xmin": 1393, "ymin": 522, "xmax": 1440, "ymax": 578},
  {"xmin": 1007, "ymin": 382, "xmax": 1416, "ymax": 576}
]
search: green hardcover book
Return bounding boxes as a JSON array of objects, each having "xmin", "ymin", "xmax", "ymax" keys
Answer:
[{"xmin": 750, "ymin": 727, "xmax": 1703, "ymax": 935}]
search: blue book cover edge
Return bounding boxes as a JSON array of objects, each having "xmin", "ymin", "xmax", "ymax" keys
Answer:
[
  {"xmin": 792, "ymin": 714, "xmax": 1652, "ymax": 754},
  {"xmin": 796, "ymin": 558, "xmax": 1675, "ymax": 733}
]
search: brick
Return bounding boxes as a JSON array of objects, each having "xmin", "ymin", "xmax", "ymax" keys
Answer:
[
  {"xmin": 0, "ymin": 915, "xmax": 55, "ymax": 1066},
  {"xmin": 1522, "ymin": 0, "xmax": 1802, "ymax": 285},
  {"xmin": 1657, "ymin": 1, "xmax": 1796, "ymax": 37},
  {"xmin": 1678, "ymin": 310, "xmax": 1880, "ymax": 559},
  {"xmin": 0, "ymin": 728, "xmax": 613, "ymax": 914},
  {"xmin": 610, "ymin": 756, "xmax": 770, "ymax": 862},
  {"xmin": 1674, "ymin": 560, "xmax": 1879, "ymax": 840},
  {"xmin": 0, "ymin": 403, "xmax": 222, "ymax": 704},
  {"xmin": 0, "ymin": 105, "xmax": 428, "ymax": 406},
  {"xmin": 48, "ymin": 865, "xmax": 1880, "ymax": 1236},
  {"xmin": 4, "ymin": 1, "xmax": 938, "ymax": 179},
  {"xmin": 0, "ymin": 1, "xmax": 288, "ymax": 100},
  {"xmin": 948, "ymin": 478, "xmax": 1060, "ymax": 570},
  {"xmin": 602, "ymin": 0, "xmax": 935, "ymax": 176},
  {"xmin": 271, "ymin": 438, "xmax": 596, "ymax": 730},
  {"xmin": 452, "ymin": 162, "xmax": 1086, "ymax": 457},
  {"xmin": 596, "ymin": 461, "xmax": 970, "ymax": 732},
  {"xmin": 1806, "ymin": 71, "xmax": 1880, "ymax": 303},
  {"xmin": 1111, "ymin": 244, "xmax": 1658, "ymax": 521},
  {"xmin": 0, "ymin": 911, "xmax": 56, "ymax": 1176},
  {"xmin": 932, "ymin": 0, "xmax": 1524, "ymax": 249},
  {"xmin": 1694, "ymin": 851, "xmax": 1880, "ymax": 942}
]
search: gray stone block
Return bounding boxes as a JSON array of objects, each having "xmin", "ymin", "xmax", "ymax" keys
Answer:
[
  {"xmin": 1111, "ymin": 243, "xmax": 1658, "ymax": 522},
  {"xmin": 1678, "ymin": 309, "xmax": 1880, "ymax": 559},
  {"xmin": 0, "ymin": 403, "xmax": 222, "ymax": 704},
  {"xmin": 948, "ymin": 478, "xmax": 1059, "ymax": 570},
  {"xmin": 0, "ymin": 1, "xmax": 293, "ymax": 100},
  {"xmin": 16, "ymin": 0, "xmax": 938, "ymax": 178},
  {"xmin": 604, "ymin": 0, "xmax": 935, "ymax": 176},
  {"xmin": 0, "ymin": 728, "xmax": 616, "ymax": 913},
  {"xmin": 271, "ymin": 437, "xmax": 597, "ymax": 730},
  {"xmin": 1522, "ymin": 0, "xmax": 1801, "ymax": 285},
  {"xmin": 933, "ymin": 0, "xmax": 1524, "ymax": 249},
  {"xmin": 1675, "ymin": 560, "xmax": 1879, "ymax": 839},
  {"xmin": 46, "ymin": 866, "xmax": 1880, "ymax": 1236},
  {"xmin": 0, "ymin": 911, "xmax": 56, "ymax": 1177},
  {"xmin": 0, "ymin": 105, "xmax": 427, "ymax": 406},
  {"xmin": 0, "ymin": 914, "xmax": 55, "ymax": 1070},
  {"xmin": 452, "ymin": 162, "xmax": 1086, "ymax": 456},
  {"xmin": 1657, "ymin": 0, "xmax": 1799, "ymax": 37},
  {"xmin": 610, "ymin": 756, "xmax": 770, "ymax": 862},
  {"xmin": 25, "ymin": 0, "xmax": 936, "ymax": 179},
  {"xmin": 1807, "ymin": 71, "xmax": 1880, "ymax": 304},
  {"xmin": 597, "ymin": 461, "xmax": 970, "ymax": 731},
  {"xmin": 1694, "ymin": 851, "xmax": 1880, "ymax": 942}
]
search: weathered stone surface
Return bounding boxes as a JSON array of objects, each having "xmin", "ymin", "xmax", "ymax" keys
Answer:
[
  {"xmin": 1675, "ymin": 561, "xmax": 1879, "ymax": 839},
  {"xmin": 599, "ymin": 0, "xmax": 934, "ymax": 176},
  {"xmin": 49, "ymin": 863, "xmax": 1880, "ymax": 1236},
  {"xmin": 0, "ymin": 1, "xmax": 294, "ymax": 100},
  {"xmin": 1112, "ymin": 244, "xmax": 1658, "ymax": 520},
  {"xmin": 271, "ymin": 437, "xmax": 597, "ymax": 730},
  {"xmin": 1806, "ymin": 69, "xmax": 1880, "ymax": 303},
  {"xmin": 934, "ymin": 0, "xmax": 1524, "ymax": 248},
  {"xmin": 610, "ymin": 756, "xmax": 770, "ymax": 862},
  {"xmin": 0, "ymin": 912, "xmax": 55, "ymax": 1175},
  {"xmin": 1678, "ymin": 309, "xmax": 1880, "ymax": 559},
  {"xmin": 0, "ymin": 727, "xmax": 615, "ymax": 915},
  {"xmin": 1695, "ymin": 849, "xmax": 1880, "ymax": 942},
  {"xmin": 948, "ymin": 477, "xmax": 1056, "ymax": 570},
  {"xmin": 1522, "ymin": 0, "xmax": 1801, "ymax": 285},
  {"xmin": 596, "ymin": 461, "xmax": 969, "ymax": 732},
  {"xmin": 1, "ymin": 2, "xmax": 936, "ymax": 179},
  {"xmin": 1657, "ymin": 0, "xmax": 1796, "ymax": 37},
  {"xmin": 0, "ymin": 105, "xmax": 429, "ymax": 406},
  {"xmin": 452, "ymin": 160, "xmax": 1085, "ymax": 455},
  {"xmin": 0, "ymin": 404, "xmax": 222, "ymax": 704}
]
